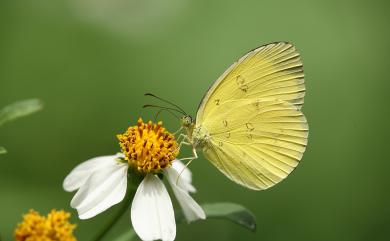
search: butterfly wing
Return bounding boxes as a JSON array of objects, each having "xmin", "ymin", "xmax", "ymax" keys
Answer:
[
  {"xmin": 197, "ymin": 42, "xmax": 305, "ymax": 123},
  {"xmin": 200, "ymin": 99, "xmax": 308, "ymax": 190}
]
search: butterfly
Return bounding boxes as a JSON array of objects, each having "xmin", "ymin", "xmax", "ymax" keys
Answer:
[{"xmin": 146, "ymin": 42, "xmax": 308, "ymax": 190}]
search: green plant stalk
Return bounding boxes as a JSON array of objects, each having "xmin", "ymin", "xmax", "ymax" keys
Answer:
[
  {"xmin": 92, "ymin": 184, "xmax": 137, "ymax": 241},
  {"xmin": 112, "ymin": 229, "xmax": 136, "ymax": 241}
]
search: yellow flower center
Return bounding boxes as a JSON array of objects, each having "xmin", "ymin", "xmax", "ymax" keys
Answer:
[
  {"xmin": 117, "ymin": 118, "xmax": 179, "ymax": 174},
  {"xmin": 14, "ymin": 209, "xmax": 77, "ymax": 241}
]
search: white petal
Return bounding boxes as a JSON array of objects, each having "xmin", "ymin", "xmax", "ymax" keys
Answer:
[
  {"xmin": 166, "ymin": 168, "xmax": 205, "ymax": 223},
  {"xmin": 71, "ymin": 161, "xmax": 128, "ymax": 219},
  {"xmin": 63, "ymin": 154, "xmax": 120, "ymax": 192},
  {"xmin": 171, "ymin": 160, "xmax": 196, "ymax": 193},
  {"xmin": 172, "ymin": 160, "xmax": 192, "ymax": 184},
  {"xmin": 131, "ymin": 174, "xmax": 176, "ymax": 241}
]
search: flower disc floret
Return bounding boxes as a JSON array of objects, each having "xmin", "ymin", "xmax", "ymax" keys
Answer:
[
  {"xmin": 14, "ymin": 209, "xmax": 76, "ymax": 241},
  {"xmin": 117, "ymin": 118, "xmax": 179, "ymax": 174}
]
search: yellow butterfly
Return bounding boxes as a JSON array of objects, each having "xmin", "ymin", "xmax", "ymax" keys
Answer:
[{"xmin": 146, "ymin": 42, "xmax": 308, "ymax": 190}]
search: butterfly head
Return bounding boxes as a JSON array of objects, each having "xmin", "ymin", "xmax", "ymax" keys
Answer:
[{"xmin": 180, "ymin": 115, "xmax": 194, "ymax": 128}]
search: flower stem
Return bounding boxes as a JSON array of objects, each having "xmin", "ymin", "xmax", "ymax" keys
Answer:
[
  {"xmin": 112, "ymin": 229, "xmax": 136, "ymax": 241},
  {"xmin": 92, "ymin": 186, "xmax": 136, "ymax": 241}
]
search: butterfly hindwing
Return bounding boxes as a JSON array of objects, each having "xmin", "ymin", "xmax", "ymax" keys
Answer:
[{"xmin": 201, "ymin": 99, "xmax": 308, "ymax": 190}]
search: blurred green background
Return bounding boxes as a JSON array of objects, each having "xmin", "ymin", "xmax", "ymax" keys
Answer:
[{"xmin": 1, "ymin": 0, "xmax": 389, "ymax": 240}]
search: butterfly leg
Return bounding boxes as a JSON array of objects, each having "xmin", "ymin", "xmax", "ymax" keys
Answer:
[
  {"xmin": 175, "ymin": 133, "xmax": 198, "ymax": 162},
  {"xmin": 175, "ymin": 146, "xmax": 198, "ymax": 184},
  {"xmin": 176, "ymin": 134, "xmax": 190, "ymax": 152},
  {"xmin": 176, "ymin": 133, "xmax": 187, "ymax": 144},
  {"xmin": 176, "ymin": 144, "xmax": 198, "ymax": 162},
  {"xmin": 173, "ymin": 126, "xmax": 183, "ymax": 136}
]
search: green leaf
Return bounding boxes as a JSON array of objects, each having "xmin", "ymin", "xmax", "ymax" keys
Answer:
[
  {"xmin": 0, "ymin": 99, "xmax": 43, "ymax": 127},
  {"xmin": 0, "ymin": 146, "xmax": 6, "ymax": 155},
  {"xmin": 176, "ymin": 202, "xmax": 256, "ymax": 231}
]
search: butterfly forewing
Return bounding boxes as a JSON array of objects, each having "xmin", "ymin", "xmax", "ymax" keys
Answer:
[{"xmin": 197, "ymin": 42, "xmax": 305, "ymax": 124}]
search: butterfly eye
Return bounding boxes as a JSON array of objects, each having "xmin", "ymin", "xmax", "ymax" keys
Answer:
[
  {"xmin": 181, "ymin": 115, "xmax": 193, "ymax": 127},
  {"xmin": 185, "ymin": 116, "xmax": 192, "ymax": 124}
]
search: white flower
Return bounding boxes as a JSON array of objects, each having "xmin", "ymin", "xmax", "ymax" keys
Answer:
[{"xmin": 63, "ymin": 154, "xmax": 205, "ymax": 241}]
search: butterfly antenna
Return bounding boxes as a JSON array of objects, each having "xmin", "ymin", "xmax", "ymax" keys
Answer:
[
  {"xmin": 143, "ymin": 104, "xmax": 185, "ymax": 115},
  {"xmin": 145, "ymin": 93, "xmax": 187, "ymax": 115},
  {"xmin": 175, "ymin": 159, "xmax": 194, "ymax": 185},
  {"xmin": 154, "ymin": 109, "xmax": 163, "ymax": 122},
  {"xmin": 154, "ymin": 108, "xmax": 180, "ymax": 122}
]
